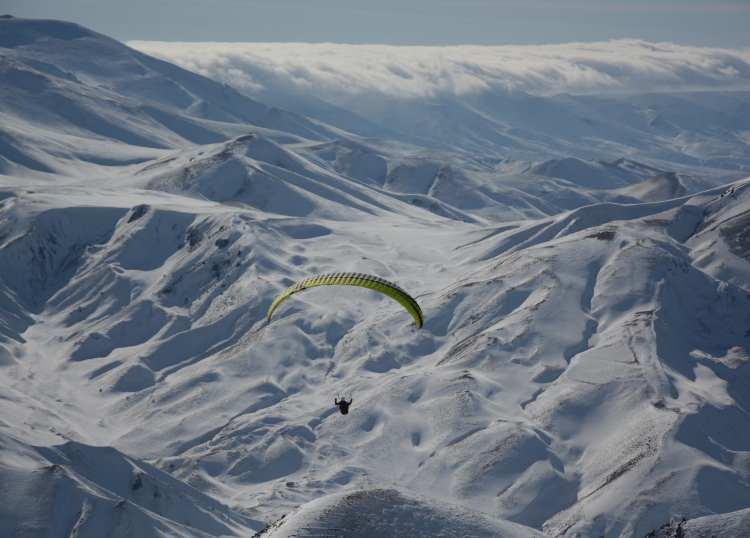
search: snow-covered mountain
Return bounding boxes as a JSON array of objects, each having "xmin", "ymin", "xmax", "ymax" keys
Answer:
[
  {"xmin": 2, "ymin": 16, "xmax": 750, "ymax": 538},
  {"xmin": 0, "ymin": 17, "xmax": 345, "ymax": 180},
  {"xmin": 132, "ymin": 40, "xmax": 750, "ymax": 177}
]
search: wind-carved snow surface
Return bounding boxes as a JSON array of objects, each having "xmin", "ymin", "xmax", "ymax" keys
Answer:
[{"xmin": 2, "ymin": 16, "xmax": 750, "ymax": 538}]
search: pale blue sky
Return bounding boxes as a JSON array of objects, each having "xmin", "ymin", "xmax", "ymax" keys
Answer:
[{"xmin": 1, "ymin": 0, "xmax": 749, "ymax": 47}]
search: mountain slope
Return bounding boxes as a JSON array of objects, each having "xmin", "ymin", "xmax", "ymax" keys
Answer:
[
  {"xmin": 0, "ymin": 17, "xmax": 342, "ymax": 178},
  {"xmin": 3, "ymin": 175, "xmax": 749, "ymax": 536},
  {"xmin": 256, "ymin": 489, "xmax": 542, "ymax": 538},
  {"xmin": 0, "ymin": 433, "xmax": 258, "ymax": 537}
]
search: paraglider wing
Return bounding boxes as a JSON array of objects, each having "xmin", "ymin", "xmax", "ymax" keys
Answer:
[{"xmin": 266, "ymin": 272, "xmax": 423, "ymax": 328}]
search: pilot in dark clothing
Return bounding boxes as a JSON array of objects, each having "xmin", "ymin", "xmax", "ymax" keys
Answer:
[{"xmin": 334, "ymin": 397, "xmax": 353, "ymax": 415}]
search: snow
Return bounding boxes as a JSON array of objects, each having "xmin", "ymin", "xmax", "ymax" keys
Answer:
[
  {"xmin": 257, "ymin": 488, "xmax": 543, "ymax": 538},
  {"xmin": 525, "ymin": 156, "xmax": 663, "ymax": 189},
  {"xmin": 0, "ymin": 433, "xmax": 260, "ymax": 537},
  {"xmin": 1, "ymin": 16, "xmax": 750, "ymax": 538}
]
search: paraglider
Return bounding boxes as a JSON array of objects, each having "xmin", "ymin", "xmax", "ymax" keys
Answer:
[
  {"xmin": 334, "ymin": 397, "xmax": 353, "ymax": 415},
  {"xmin": 267, "ymin": 272, "xmax": 422, "ymax": 418},
  {"xmin": 266, "ymin": 272, "xmax": 423, "ymax": 328}
]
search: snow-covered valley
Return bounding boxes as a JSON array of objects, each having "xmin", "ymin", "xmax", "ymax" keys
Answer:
[{"xmin": 2, "ymin": 16, "xmax": 750, "ymax": 537}]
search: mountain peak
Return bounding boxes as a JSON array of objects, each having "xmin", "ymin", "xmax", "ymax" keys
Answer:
[{"xmin": 0, "ymin": 17, "xmax": 101, "ymax": 48}]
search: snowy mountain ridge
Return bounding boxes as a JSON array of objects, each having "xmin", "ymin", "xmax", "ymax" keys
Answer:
[{"xmin": 1, "ymin": 16, "xmax": 750, "ymax": 537}]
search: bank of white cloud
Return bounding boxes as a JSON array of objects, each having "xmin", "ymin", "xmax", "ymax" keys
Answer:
[{"xmin": 130, "ymin": 40, "xmax": 750, "ymax": 102}]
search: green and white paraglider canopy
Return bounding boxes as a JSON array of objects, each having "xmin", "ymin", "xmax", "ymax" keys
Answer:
[{"xmin": 267, "ymin": 272, "xmax": 423, "ymax": 328}]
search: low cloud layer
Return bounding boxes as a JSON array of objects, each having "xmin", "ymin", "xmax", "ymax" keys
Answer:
[{"xmin": 130, "ymin": 40, "xmax": 750, "ymax": 102}]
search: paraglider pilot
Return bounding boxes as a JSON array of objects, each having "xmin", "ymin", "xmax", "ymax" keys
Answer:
[{"xmin": 334, "ymin": 397, "xmax": 353, "ymax": 415}]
